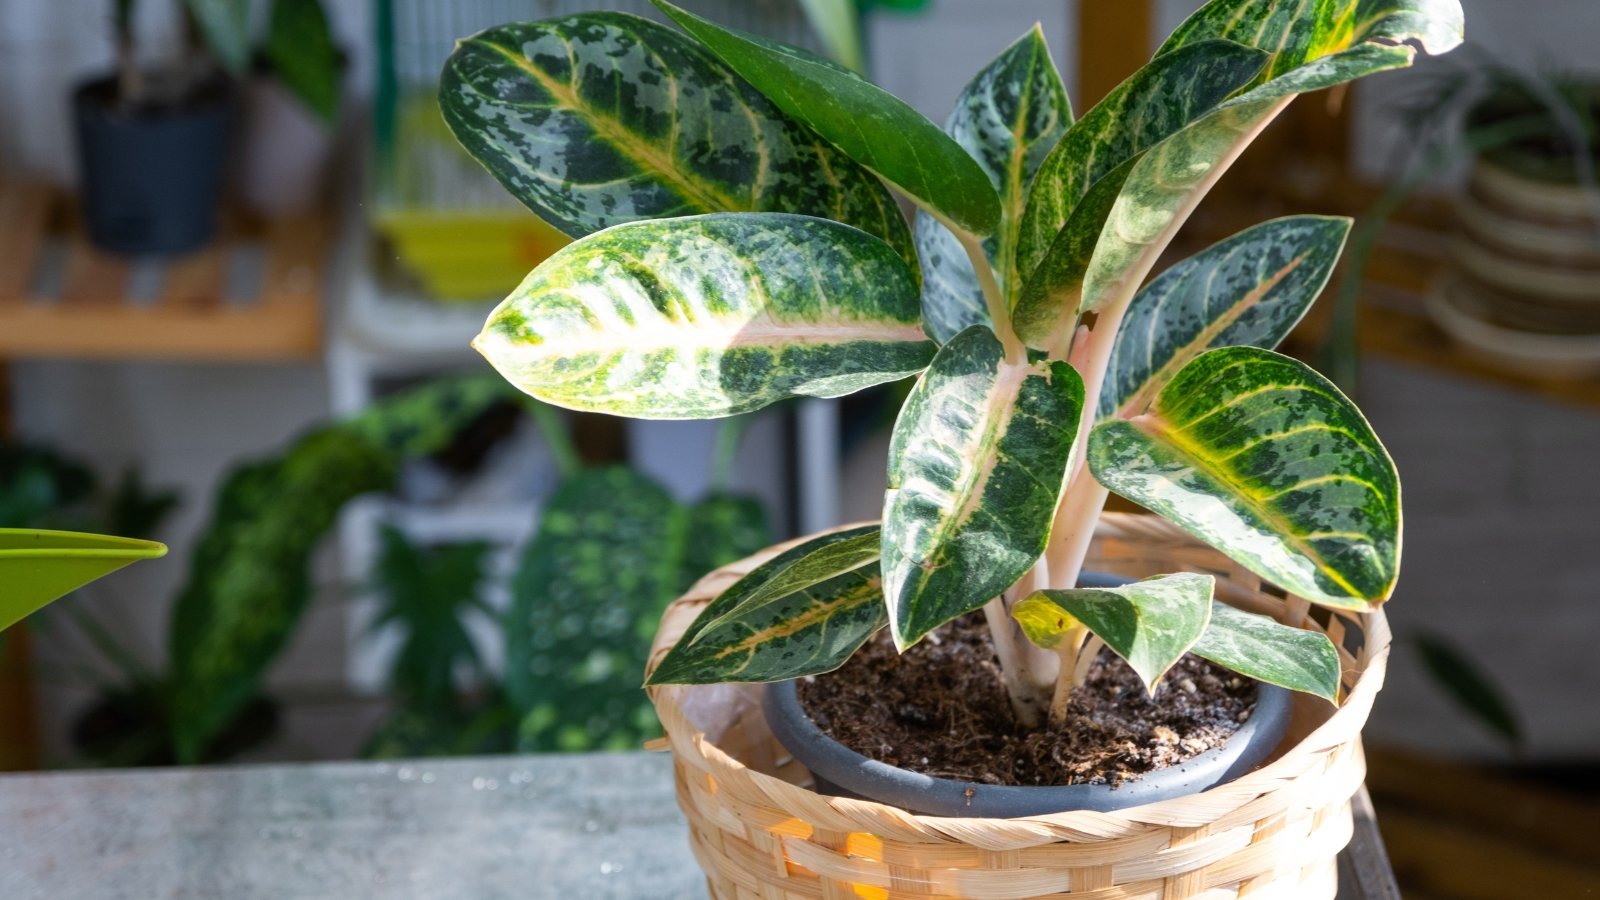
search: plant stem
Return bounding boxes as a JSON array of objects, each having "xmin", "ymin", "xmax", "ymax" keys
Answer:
[
  {"xmin": 1047, "ymin": 626, "xmax": 1088, "ymax": 727},
  {"xmin": 955, "ymin": 231, "xmax": 1025, "ymax": 365}
]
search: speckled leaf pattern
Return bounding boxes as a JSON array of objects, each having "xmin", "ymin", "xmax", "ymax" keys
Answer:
[
  {"xmin": 1015, "ymin": 573, "xmax": 1215, "ymax": 691},
  {"xmin": 882, "ymin": 326, "xmax": 1085, "ymax": 648},
  {"xmin": 647, "ymin": 526, "xmax": 886, "ymax": 684},
  {"xmin": 1089, "ymin": 347, "xmax": 1401, "ymax": 608},
  {"xmin": 1013, "ymin": 40, "xmax": 1266, "ymax": 317},
  {"xmin": 916, "ymin": 27, "xmax": 1072, "ymax": 342},
  {"xmin": 1193, "ymin": 601, "xmax": 1341, "ymax": 701},
  {"xmin": 506, "ymin": 467, "xmax": 686, "ymax": 752},
  {"xmin": 1099, "ymin": 216, "xmax": 1351, "ymax": 420},
  {"xmin": 1077, "ymin": 0, "xmax": 1464, "ymax": 316},
  {"xmin": 439, "ymin": 13, "xmax": 913, "ymax": 264},
  {"xmin": 653, "ymin": 0, "xmax": 1000, "ymax": 235},
  {"xmin": 474, "ymin": 214, "xmax": 934, "ymax": 419}
]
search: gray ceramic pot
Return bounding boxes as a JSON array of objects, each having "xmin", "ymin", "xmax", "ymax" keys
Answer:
[{"xmin": 763, "ymin": 573, "xmax": 1293, "ymax": 818}]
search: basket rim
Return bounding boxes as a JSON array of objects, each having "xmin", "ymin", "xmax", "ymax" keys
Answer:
[{"xmin": 647, "ymin": 512, "xmax": 1391, "ymax": 837}]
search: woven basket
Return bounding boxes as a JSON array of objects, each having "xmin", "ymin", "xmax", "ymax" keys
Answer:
[{"xmin": 646, "ymin": 513, "xmax": 1391, "ymax": 900}]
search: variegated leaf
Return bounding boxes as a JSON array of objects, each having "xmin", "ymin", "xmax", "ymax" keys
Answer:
[
  {"xmin": 917, "ymin": 27, "xmax": 1073, "ymax": 342},
  {"xmin": 882, "ymin": 326, "xmax": 1085, "ymax": 648},
  {"xmin": 1194, "ymin": 601, "xmax": 1341, "ymax": 702},
  {"xmin": 474, "ymin": 213, "xmax": 934, "ymax": 419},
  {"xmin": 653, "ymin": 0, "xmax": 1001, "ymax": 235},
  {"xmin": 1099, "ymin": 216, "xmax": 1351, "ymax": 420},
  {"xmin": 1076, "ymin": 0, "xmax": 1464, "ymax": 317},
  {"xmin": 1089, "ymin": 347, "xmax": 1401, "ymax": 608},
  {"xmin": 439, "ymin": 13, "xmax": 914, "ymax": 266},
  {"xmin": 1014, "ymin": 573, "xmax": 1215, "ymax": 690},
  {"xmin": 647, "ymin": 527, "xmax": 885, "ymax": 684},
  {"xmin": 1013, "ymin": 39, "xmax": 1267, "ymax": 311}
]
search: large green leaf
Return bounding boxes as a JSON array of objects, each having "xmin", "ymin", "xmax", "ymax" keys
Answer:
[
  {"xmin": 882, "ymin": 326, "xmax": 1084, "ymax": 648},
  {"xmin": 439, "ymin": 13, "xmax": 912, "ymax": 264},
  {"xmin": 474, "ymin": 213, "xmax": 933, "ymax": 420},
  {"xmin": 1193, "ymin": 601, "xmax": 1341, "ymax": 702},
  {"xmin": 652, "ymin": 0, "xmax": 1000, "ymax": 235},
  {"xmin": 1089, "ymin": 347, "xmax": 1400, "ymax": 608},
  {"xmin": 1013, "ymin": 573, "xmax": 1215, "ymax": 690},
  {"xmin": 648, "ymin": 526, "xmax": 885, "ymax": 684},
  {"xmin": 916, "ymin": 26, "xmax": 1073, "ymax": 343},
  {"xmin": 1099, "ymin": 216, "xmax": 1351, "ymax": 420},
  {"xmin": 1014, "ymin": 40, "xmax": 1267, "ymax": 299},
  {"xmin": 505, "ymin": 467, "xmax": 687, "ymax": 752},
  {"xmin": 1076, "ymin": 0, "xmax": 1463, "ymax": 318},
  {"xmin": 265, "ymin": 0, "xmax": 341, "ymax": 123}
]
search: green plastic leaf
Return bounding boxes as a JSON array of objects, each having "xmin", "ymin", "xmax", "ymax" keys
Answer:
[
  {"xmin": 1415, "ymin": 633, "xmax": 1523, "ymax": 748},
  {"xmin": 185, "ymin": 0, "xmax": 250, "ymax": 74},
  {"xmin": 0, "ymin": 530, "xmax": 166, "ymax": 634},
  {"xmin": 505, "ymin": 467, "xmax": 686, "ymax": 752},
  {"xmin": 1015, "ymin": 39, "xmax": 1267, "ymax": 302},
  {"xmin": 882, "ymin": 326, "xmax": 1084, "ymax": 648},
  {"xmin": 1089, "ymin": 347, "xmax": 1400, "ymax": 608},
  {"xmin": 1076, "ymin": 0, "xmax": 1464, "ymax": 317},
  {"xmin": 266, "ymin": 0, "xmax": 341, "ymax": 123},
  {"xmin": 1015, "ymin": 573, "xmax": 1215, "ymax": 691},
  {"xmin": 1193, "ymin": 601, "xmax": 1341, "ymax": 702},
  {"xmin": 917, "ymin": 26, "xmax": 1073, "ymax": 343},
  {"xmin": 1099, "ymin": 216, "xmax": 1352, "ymax": 420},
  {"xmin": 439, "ymin": 13, "xmax": 912, "ymax": 263},
  {"xmin": 648, "ymin": 525, "xmax": 885, "ymax": 684},
  {"xmin": 652, "ymin": 0, "xmax": 1001, "ymax": 235},
  {"xmin": 474, "ymin": 213, "xmax": 934, "ymax": 420}
]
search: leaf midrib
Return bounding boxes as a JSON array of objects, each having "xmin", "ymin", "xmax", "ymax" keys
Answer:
[{"xmin": 476, "ymin": 37, "xmax": 746, "ymax": 214}]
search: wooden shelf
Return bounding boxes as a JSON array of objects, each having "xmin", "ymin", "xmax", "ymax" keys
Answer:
[{"xmin": 0, "ymin": 180, "xmax": 329, "ymax": 362}]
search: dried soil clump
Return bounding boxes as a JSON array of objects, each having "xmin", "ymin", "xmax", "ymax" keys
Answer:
[{"xmin": 798, "ymin": 613, "xmax": 1256, "ymax": 787}]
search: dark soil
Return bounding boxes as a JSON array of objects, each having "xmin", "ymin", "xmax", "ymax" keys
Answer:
[{"xmin": 798, "ymin": 613, "xmax": 1256, "ymax": 787}]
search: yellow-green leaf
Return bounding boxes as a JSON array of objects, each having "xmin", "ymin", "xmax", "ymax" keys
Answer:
[{"xmin": 1016, "ymin": 573, "xmax": 1215, "ymax": 691}]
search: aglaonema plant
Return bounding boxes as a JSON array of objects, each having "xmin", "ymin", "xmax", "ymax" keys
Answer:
[{"xmin": 442, "ymin": 0, "xmax": 1462, "ymax": 730}]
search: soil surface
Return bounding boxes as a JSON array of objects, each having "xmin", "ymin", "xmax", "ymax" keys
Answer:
[{"xmin": 798, "ymin": 613, "xmax": 1256, "ymax": 787}]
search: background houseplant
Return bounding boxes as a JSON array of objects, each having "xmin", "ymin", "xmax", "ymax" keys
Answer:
[{"xmin": 440, "ymin": 0, "xmax": 1459, "ymax": 891}]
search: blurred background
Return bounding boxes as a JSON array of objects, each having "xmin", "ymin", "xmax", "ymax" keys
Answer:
[{"xmin": 0, "ymin": 1, "xmax": 1596, "ymax": 896}]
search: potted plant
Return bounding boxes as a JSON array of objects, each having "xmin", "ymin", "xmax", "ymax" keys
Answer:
[
  {"xmin": 443, "ymin": 0, "xmax": 1461, "ymax": 894},
  {"xmin": 236, "ymin": 0, "xmax": 345, "ymax": 217}
]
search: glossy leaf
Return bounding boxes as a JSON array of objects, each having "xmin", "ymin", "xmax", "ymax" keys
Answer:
[
  {"xmin": 1015, "ymin": 39, "xmax": 1267, "ymax": 296},
  {"xmin": 1099, "ymin": 216, "xmax": 1352, "ymax": 420},
  {"xmin": 882, "ymin": 326, "xmax": 1084, "ymax": 648},
  {"xmin": 696, "ymin": 526, "xmax": 880, "ymax": 634},
  {"xmin": 506, "ymin": 467, "xmax": 686, "ymax": 752},
  {"xmin": 0, "ymin": 530, "xmax": 166, "ymax": 634},
  {"xmin": 474, "ymin": 213, "xmax": 934, "ymax": 420},
  {"xmin": 648, "ymin": 526, "xmax": 886, "ymax": 684},
  {"xmin": 1015, "ymin": 573, "xmax": 1215, "ymax": 690},
  {"xmin": 1076, "ymin": 0, "xmax": 1464, "ymax": 317},
  {"xmin": 1193, "ymin": 601, "xmax": 1341, "ymax": 701},
  {"xmin": 1089, "ymin": 347, "xmax": 1401, "ymax": 608},
  {"xmin": 917, "ymin": 27, "xmax": 1073, "ymax": 341},
  {"xmin": 653, "ymin": 0, "xmax": 1001, "ymax": 235},
  {"xmin": 439, "ymin": 13, "xmax": 913, "ymax": 263}
]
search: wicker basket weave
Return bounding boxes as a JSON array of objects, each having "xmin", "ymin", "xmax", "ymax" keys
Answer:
[{"xmin": 646, "ymin": 513, "xmax": 1391, "ymax": 900}]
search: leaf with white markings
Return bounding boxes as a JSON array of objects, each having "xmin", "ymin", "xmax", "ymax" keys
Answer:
[
  {"xmin": 647, "ymin": 527, "xmax": 885, "ymax": 684},
  {"xmin": 1089, "ymin": 347, "xmax": 1401, "ymax": 608},
  {"xmin": 474, "ymin": 214, "xmax": 934, "ymax": 419},
  {"xmin": 1194, "ymin": 601, "xmax": 1341, "ymax": 702},
  {"xmin": 1014, "ymin": 573, "xmax": 1215, "ymax": 691},
  {"xmin": 1099, "ymin": 216, "xmax": 1351, "ymax": 420},
  {"xmin": 917, "ymin": 27, "xmax": 1072, "ymax": 342},
  {"xmin": 882, "ymin": 326, "xmax": 1084, "ymax": 648},
  {"xmin": 1014, "ymin": 40, "xmax": 1267, "ymax": 306},
  {"xmin": 652, "ymin": 0, "xmax": 1000, "ymax": 235},
  {"xmin": 440, "ymin": 13, "xmax": 914, "ymax": 265},
  {"xmin": 1076, "ymin": 0, "xmax": 1464, "ymax": 318}
]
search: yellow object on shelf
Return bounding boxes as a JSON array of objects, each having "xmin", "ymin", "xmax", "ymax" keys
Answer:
[{"xmin": 374, "ymin": 209, "xmax": 570, "ymax": 302}]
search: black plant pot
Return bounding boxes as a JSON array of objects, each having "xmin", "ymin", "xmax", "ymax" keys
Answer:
[
  {"xmin": 764, "ymin": 572, "xmax": 1294, "ymax": 818},
  {"xmin": 72, "ymin": 75, "xmax": 235, "ymax": 255}
]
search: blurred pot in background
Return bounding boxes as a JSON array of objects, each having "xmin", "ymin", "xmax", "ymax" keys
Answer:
[{"xmin": 236, "ymin": 0, "xmax": 344, "ymax": 217}]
